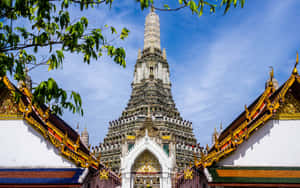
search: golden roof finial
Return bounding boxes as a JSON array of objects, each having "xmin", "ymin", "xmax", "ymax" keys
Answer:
[
  {"xmin": 269, "ymin": 66, "xmax": 274, "ymax": 80},
  {"xmin": 206, "ymin": 144, "xmax": 210, "ymax": 152},
  {"xmin": 293, "ymin": 51, "xmax": 299, "ymax": 74},
  {"xmin": 268, "ymin": 66, "xmax": 274, "ymax": 87},
  {"xmin": 214, "ymin": 127, "xmax": 217, "ymax": 134}
]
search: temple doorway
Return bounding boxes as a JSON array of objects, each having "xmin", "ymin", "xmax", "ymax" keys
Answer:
[{"xmin": 132, "ymin": 150, "xmax": 161, "ymax": 188}]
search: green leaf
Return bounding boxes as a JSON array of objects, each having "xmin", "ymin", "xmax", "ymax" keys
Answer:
[
  {"xmin": 120, "ymin": 27, "xmax": 130, "ymax": 40},
  {"xmin": 179, "ymin": 0, "xmax": 183, "ymax": 5},
  {"xmin": 164, "ymin": 4, "xmax": 170, "ymax": 10},
  {"xmin": 234, "ymin": 0, "xmax": 237, "ymax": 7},
  {"xmin": 110, "ymin": 26, "xmax": 117, "ymax": 34}
]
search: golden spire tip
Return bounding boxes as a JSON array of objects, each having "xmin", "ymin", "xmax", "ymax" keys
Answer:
[
  {"xmin": 293, "ymin": 51, "xmax": 298, "ymax": 74},
  {"xmin": 269, "ymin": 66, "xmax": 274, "ymax": 80}
]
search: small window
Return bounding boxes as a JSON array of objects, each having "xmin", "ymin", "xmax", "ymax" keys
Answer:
[
  {"xmin": 150, "ymin": 67, "xmax": 153, "ymax": 74},
  {"xmin": 163, "ymin": 143, "xmax": 169, "ymax": 156},
  {"xmin": 128, "ymin": 143, "xmax": 134, "ymax": 151}
]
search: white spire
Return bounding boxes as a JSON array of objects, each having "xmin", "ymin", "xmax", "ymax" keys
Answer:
[{"xmin": 144, "ymin": 8, "xmax": 161, "ymax": 50}]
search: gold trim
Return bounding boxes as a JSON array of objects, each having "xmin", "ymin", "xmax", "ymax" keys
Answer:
[
  {"xmin": 100, "ymin": 169, "xmax": 109, "ymax": 180},
  {"xmin": 274, "ymin": 113, "xmax": 300, "ymax": 120},
  {"xmin": 126, "ymin": 135, "xmax": 136, "ymax": 140},
  {"xmin": 161, "ymin": 135, "xmax": 171, "ymax": 140},
  {"xmin": 184, "ymin": 168, "xmax": 193, "ymax": 180},
  {"xmin": 0, "ymin": 114, "xmax": 23, "ymax": 120}
]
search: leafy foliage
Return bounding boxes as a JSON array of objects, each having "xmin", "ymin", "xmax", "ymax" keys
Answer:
[
  {"xmin": 0, "ymin": 0, "xmax": 129, "ymax": 116},
  {"xmin": 140, "ymin": 0, "xmax": 245, "ymax": 16},
  {"xmin": 0, "ymin": 0, "xmax": 245, "ymax": 117}
]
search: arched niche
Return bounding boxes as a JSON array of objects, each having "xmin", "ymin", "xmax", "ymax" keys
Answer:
[
  {"xmin": 132, "ymin": 150, "xmax": 161, "ymax": 187},
  {"xmin": 121, "ymin": 135, "xmax": 173, "ymax": 188}
]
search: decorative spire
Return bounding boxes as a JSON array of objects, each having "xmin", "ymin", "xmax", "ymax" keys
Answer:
[
  {"xmin": 265, "ymin": 66, "xmax": 279, "ymax": 90},
  {"xmin": 163, "ymin": 48, "xmax": 167, "ymax": 59},
  {"xmin": 293, "ymin": 51, "xmax": 299, "ymax": 74},
  {"xmin": 212, "ymin": 127, "xmax": 218, "ymax": 145},
  {"xmin": 17, "ymin": 67, "xmax": 32, "ymax": 91},
  {"xmin": 137, "ymin": 48, "xmax": 141, "ymax": 59},
  {"xmin": 144, "ymin": 7, "xmax": 161, "ymax": 50},
  {"xmin": 81, "ymin": 126, "xmax": 89, "ymax": 147},
  {"xmin": 76, "ymin": 123, "xmax": 79, "ymax": 133},
  {"xmin": 270, "ymin": 66, "xmax": 274, "ymax": 80},
  {"xmin": 268, "ymin": 66, "xmax": 274, "ymax": 87}
]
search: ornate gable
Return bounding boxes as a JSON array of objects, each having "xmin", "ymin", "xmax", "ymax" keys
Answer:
[
  {"xmin": 274, "ymin": 88, "xmax": 300, "ymax": 120},
  {"xmin": 0, "ymin": 83, "xmax": 23, "ymax": 120}
]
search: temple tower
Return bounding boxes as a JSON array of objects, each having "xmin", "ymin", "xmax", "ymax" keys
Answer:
[
  {"xmin": 81, "ymin": 127, "xmax": 89, "ymax": 147},
  {"xmin": 97, "ymin": 9, "xmax": 199, "ymax": 182}
]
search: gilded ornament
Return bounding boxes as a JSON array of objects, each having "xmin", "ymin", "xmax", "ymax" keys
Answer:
[
  {"xmin": 294, "ymin": 51, "xmax": 299, "ymax": 74},
  {"xmin": 244, "ymin": 104, "xmax": 250, "ymax": 120},
  {"xmin": 100, "ymin": 169, "xmax": 109, "ymax": 180},
  {"xmin": 184, "ymin": 168, "xmax": 193, "ymax": 180}
]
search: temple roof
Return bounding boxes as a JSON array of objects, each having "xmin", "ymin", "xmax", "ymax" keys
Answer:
[
  {"xmin": 0, "ymin": 168, "xmax": 85, "ymax": 185},
  {"xmin": 195, "ymin": 56, "xmax": 300, "ymax": 168},
  {"xmin": 207, "ymin": 166, "xmax": 300, "ymax": 186},
  {"xmin": 0, "ymin": 76, "xmax": 99, "ymax": 170}
]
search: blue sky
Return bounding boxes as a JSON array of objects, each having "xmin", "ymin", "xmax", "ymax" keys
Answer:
[{"xmin": 26, "ymin": 0, "xmax": 300, "ymax": 147}]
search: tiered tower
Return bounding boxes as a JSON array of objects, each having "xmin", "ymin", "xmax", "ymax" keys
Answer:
[{"xmin": 95, "ymin": 9, "xmax": 199, "ymax": 173}]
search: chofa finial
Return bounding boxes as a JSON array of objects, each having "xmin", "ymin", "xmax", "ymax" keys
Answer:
[
  {"xmin": 269, "ymin": 66, "xmax": 274, "ymax": 80},
  {"xmin": 293, "ymin": 51, "xmax": 299, "ymax": 74}
]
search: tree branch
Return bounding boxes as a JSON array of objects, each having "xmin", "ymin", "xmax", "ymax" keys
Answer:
[
  {"xmin": 69, "ymin": 0, "xmax": 106, "ymax": 4},
  {"xmin": 1, "ymin": 41, "xmax": 63, "ymax": 52},
  {"xmin": 154, "ymin": 5, "xmax": 187, "ymax": 11}
]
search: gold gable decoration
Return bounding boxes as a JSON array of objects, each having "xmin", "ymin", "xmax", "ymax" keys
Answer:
[
  {"xmin": 274, "ymin": 92, "xmax": 300, "ymax": 120},
  {"xmin": 184, "ymin": 168, "xmax": 193, "ymax": 180},
  {"xmin": 0, "ymin": 86, "xmax": 23, "ymax": 120},
  {"xmin": 99, "ymin": 168, "xmax": 109, "ymax": 180}
]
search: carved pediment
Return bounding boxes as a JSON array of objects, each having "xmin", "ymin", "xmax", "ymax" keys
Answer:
[
  {"xmin": 0, "ymin": 87, "xmax": 23, "ymax": 119},
  {"xmin": 136, "ymin": 117, "xmax": 159, "ymax": 138},
  {"xmin": 274, "ymin": 92, "xmax": 300, "ymax": 119}
]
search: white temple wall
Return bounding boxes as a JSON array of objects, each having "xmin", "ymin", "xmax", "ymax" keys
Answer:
[
  {"xmin": 0, "ymin": 120, "xmax": 76, "ymax": 168},
  {"xmin": 218, "ymin": 119, "xmax": 300, "ymax": 167}
]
